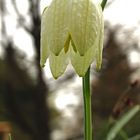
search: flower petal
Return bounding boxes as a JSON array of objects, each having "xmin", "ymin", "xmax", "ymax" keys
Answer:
[
  {"xmin": 95, "ymin": 4, "xmax": 104, "ymax": 70},
  {"xmin": 44, "ymin": 0, "xmax": 69, "ymax": 55},
  {"xmin": 70, "ymin": 43, "xmax": 97, "ymax": 77},
  {"xmin": 70, "ymin": 0, "xmax": 101, "ymax": 56},
  {"xmin": 40, "ymin": 7, "xmax": 49, "ymax": 67},
  {"xmin": 49, "ymin": 49, "xmax": 69, "ymax": 79}
]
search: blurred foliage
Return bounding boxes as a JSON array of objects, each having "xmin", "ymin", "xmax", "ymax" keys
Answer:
[
  {"xmin": 92, "ymin": 28, "xmax": 134, "ymax": 118},
  {"xmin": 0, "ymin": 42, "xmax": 50, "ymax": 140},
  {"xmin": 92, "ymin": 26, "xmax": 140, "ymax": 140},
  {"xmin": 0, "ymin": 0, "xmax": 50, "ymax": 139}
]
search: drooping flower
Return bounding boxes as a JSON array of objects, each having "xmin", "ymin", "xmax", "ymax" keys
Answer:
[{"xmin": 40, "ymin": 0, "xmax": 104, "ymax": 79}]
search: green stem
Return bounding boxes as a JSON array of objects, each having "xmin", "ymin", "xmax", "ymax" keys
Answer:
[
  {"xmin": 82, "ymin": 1, "xmax": 107, "ymax": 140},
  {"xmin": 9, "ymin": 133, "xmax": 12, "ymax": 140},
  {"xmin": 101, "ymin": 0, "xmax": 108, "ymax": 10},
  {"xmin": 82, "ymin": 67, "xmax": 92, "ymax": 140}
]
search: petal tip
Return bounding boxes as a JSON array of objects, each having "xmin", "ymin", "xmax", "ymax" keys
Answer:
[
  {"xmin": 51, "ymin": 70, "xmax": 63, "ymax": 80},
  {"xmin": 40, "ymin": 63, "xmax": 45, "ymax": 68},
  {"xmin": 53, "ymin": 75, "xmax": 59, "ymax": 79},
  {"xmin": 40, "ymin": 59, "xmax": 47, "ymax": 68},
  {"xmin": 78, "ymin": 73, "xmax": 85, "ymax": 77}
]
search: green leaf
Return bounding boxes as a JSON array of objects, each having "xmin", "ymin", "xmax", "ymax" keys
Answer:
[
  {"xmin": 106, "ymin": 105, "xmax": 140, "ymax": 140},
  {"xmin": 128, "ymin": 134, "xmax": 140, "ymax": 140},
  {"xmin": 9, "ymin": 133, "xmax": 12, "ymax": 140}
]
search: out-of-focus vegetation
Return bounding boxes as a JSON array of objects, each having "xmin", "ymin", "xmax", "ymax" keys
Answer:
[
  {"xmin": 0, "ymin": 0, "xmax": 140, "ymax": 140},
  {"xmin": 0, "ymin": 0, "xmax": 50, "ymax": 140}
]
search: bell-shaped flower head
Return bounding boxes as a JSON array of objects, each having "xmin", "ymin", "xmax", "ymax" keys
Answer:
[{"xmin": 40, "ymin": 0, "xmax": 104, "ymax": 79}]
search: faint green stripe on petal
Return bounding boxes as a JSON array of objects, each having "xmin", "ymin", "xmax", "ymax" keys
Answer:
[
  {"xmin": 70, "ymin": 0, "xmax": 100, "ymax": 56},
  {"xmin": 45, "ymin": 0, "xmax": 69, "ymax": 55}
]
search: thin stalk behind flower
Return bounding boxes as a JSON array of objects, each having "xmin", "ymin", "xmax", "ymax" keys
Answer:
[
  {"xmin": 82, "ymin": 0, "xmax": 108, "ymax": 140},
  {"xmin": 83, "ymin": 67, "xmax": 92, "ymax": 140}
]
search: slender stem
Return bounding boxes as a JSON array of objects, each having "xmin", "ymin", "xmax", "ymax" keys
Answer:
[
  {"xmin": 101, "ymin": 0, "xmax": 108, "ymax": 10},
  {"xmin": 82, "ymin": 1, "xmax": 108, "ymax": 140},
  {"xmin": 82, "ymin": 67, "xmax": 92, "ymax": 140},
  {"xmin": 9, "ymin": 133, "xmax": 12, "ymax": 140}
]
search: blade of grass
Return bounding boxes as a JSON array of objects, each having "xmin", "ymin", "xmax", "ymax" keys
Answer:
[
  {"xmin": 119, "ymin": 130, "xmax": 128, "ymax": 140},
  {"xmin": 106, "ymin": 105, "xmax": 140, "ymax": 140},
  {"xmin": 9, "ymin": 133, "xmax": 12, "ymax": 140},
  {"xmin": 128, "ymin": 134, "xmax": 140, "ymax": 140}
]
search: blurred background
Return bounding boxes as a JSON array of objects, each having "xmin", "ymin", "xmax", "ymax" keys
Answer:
[{"xmin": 0, "ymin": 0, "xmax": 140, "ymax": 140}]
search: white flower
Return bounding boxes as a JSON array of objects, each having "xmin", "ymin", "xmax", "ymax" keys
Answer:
[{"xmin": 40, "ymin": 0, "xmax": 104, "ymax": 79}]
